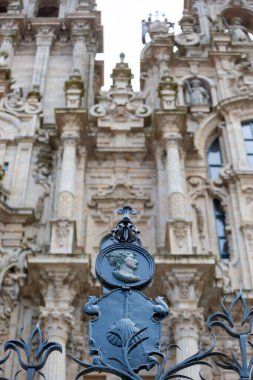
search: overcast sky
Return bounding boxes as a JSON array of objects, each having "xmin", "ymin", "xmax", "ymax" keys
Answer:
[{"xmin": 96, "ymin": 0, "xmax": 184, "ymax": 90}]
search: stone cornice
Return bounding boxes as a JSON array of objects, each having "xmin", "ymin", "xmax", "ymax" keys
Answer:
[{"xmin": 0, "ymin": 200, "xmax": 34, "ymax": 224}]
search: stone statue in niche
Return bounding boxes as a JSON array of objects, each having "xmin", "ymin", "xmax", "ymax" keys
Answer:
[
  {"xmin": 185, "ymin": 79, "xmax": 210, "ymax": 106},
  {"xmin": 230, "ymin": 17, "xmax": 251, "ymax": 43},
  {"xmin": 107, "ymin": 250, "xmax": 140, "ymax": 283}
]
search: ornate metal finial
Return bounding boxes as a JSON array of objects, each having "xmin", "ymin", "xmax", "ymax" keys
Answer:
[
  {"xmin": 120, "ymin": 52, "xmax": 125, "ymax": 63},
  {"xmin": 4, "ymin": 324, "xmax": 62, "ymax": 380},
  {"xmin": 112, "ymin": 204, "xmax": 140, "ymax": 244}
]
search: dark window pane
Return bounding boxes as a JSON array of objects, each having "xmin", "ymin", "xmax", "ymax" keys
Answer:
[
  {"xmin": 207, "ymin": 138, "xmax": 223, "ymax": 179},
  {"xmin": 213, "ymin": 199, "xmax": 229, "ymax": 259}
]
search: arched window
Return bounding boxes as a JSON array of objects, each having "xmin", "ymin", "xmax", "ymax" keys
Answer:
[
  {"xmin": 241, "ymin": 120, "xmax": 253, "ymax": 168},
  {"xmin": 213, "ymin": 199, "xmax": 229, "ymax": 259},
  {"xmin": 207, "ymin": 138, "xmax": 223, "ymax": 180}
]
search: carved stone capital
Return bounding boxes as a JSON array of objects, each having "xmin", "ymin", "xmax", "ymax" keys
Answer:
[
  {"xmin": 169, "ymin": 307, "xmax": 205, "ymax": 338},
  {"xmin": 163, "ymin": 268, "xmax": 204, "ymax": 307},
  {"xmin": 35, "ymin": 27, "xmax": 55, "ymax": 47},
  {"xmin": 61, "ymin": 132, "xmax": 79, "ymax": 147},
  {"xmin": 164, "ymin": 132, "xmax": 182, "ymax": 148}
]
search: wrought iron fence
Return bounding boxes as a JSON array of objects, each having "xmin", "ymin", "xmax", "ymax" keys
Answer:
[
  {"xmin": 0, "ymin": 289, "xmax": 253, "ymax": 379},
  {"xmin": 1, "ymin": 206, "xmax": 253, "ymax": 380}
]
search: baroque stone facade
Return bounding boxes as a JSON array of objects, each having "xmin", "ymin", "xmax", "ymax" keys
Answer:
[{"xmin": 0, "ymin": 0, "xmax": 252, "ymax": 379}]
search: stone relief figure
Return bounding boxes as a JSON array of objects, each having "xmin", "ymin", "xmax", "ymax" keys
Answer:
[
  {"xmin": 107, "ymin": 250, "xmax": 140, "ymax": 283},
  {"xmin": 184, "ymin": 79, "xmax": 210, "ymax": 106},
  {"xmin": 230, "ymin": 17, "xmax": 251, "ymax": 43}
]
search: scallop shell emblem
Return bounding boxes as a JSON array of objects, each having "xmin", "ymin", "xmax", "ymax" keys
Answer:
[{"xmin": 106, "ymin": 318, "xmax": 142, "ymax": 347}]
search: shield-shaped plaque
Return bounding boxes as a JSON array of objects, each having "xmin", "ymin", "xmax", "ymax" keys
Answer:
[{"xmin": 84, "ymin": 288, "xmax": 167, "ymax": 374}]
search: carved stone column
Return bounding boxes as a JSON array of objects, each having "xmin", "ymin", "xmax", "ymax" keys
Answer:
[
  {"xmin": 164, "ymin": 133, "xmax": 192, "ymax": 253},
  {"xmin": 32, "ymin": 27, "xmax": 55, "ymax": 94},
  {"xmin": 0, "ymin": 22, "xmax": 18, "ymax": 68},
  {"xmin": 57, "ymin": 133, "xmax": 79, "ymax": 219},
  {"xmin": 40, "ymin": 308, "xmax": 73, "ymax": 380},
  {"xmin": 164, "ymin": 268, "xmax": 205, "ymax": 378},
  {"xmin": 71, "ymin": 24, "xmax": 88, "ymax": 78},
  {"xmin": 27, "ymin": 255, "xmax": 89, "ymax": 380},
  {"xmin": 170, "ymin": 308, "xmax": 205, "ymax": 379},
  {"xmin": 165, "ymin": 133, "xmax": 185, "ymax": 219},
  {"xmin": 10, "ymin": 139, "xmax": 34, "ymax": 207}
]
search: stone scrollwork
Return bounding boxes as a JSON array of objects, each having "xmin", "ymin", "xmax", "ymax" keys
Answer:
[
  {"xmin": 89, "ymin": 54, "xmax": 152, "ymax": 130},
  {"xmin": 3, "ymin": 85, "xmax": 42, "ymax": 115},
  {"xmin": 89, "ymin": 104, "xmax": 106, "ymax": 118}
]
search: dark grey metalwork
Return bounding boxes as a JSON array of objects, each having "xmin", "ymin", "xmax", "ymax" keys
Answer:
[
  {"xmin": 0, "ymin": 324, "xmax": 62, "ymax": 380},
  {"xmin": 207, "ymin": 289, "xmax": 253, "ymax": 380},
  {"xmin": 111, "ymin": 204, "xmax": 141, "ymax": 244},
  {"xmin": 69, "ymin": 205, "xmax": 222, "ymax": 380},
  {"xmin": 1, "ymin": 205, "xmax": 253, "ymax": 380}
]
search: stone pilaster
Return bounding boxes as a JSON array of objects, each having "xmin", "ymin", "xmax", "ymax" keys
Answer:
[
  {"xmin": 28, "ymin": 255, "xmax": 89, "ymax": 380},
  {"xmin": 0, "ymin": 21, "xmax": 19, "ymax": 68},
  {"xmin": 40, "ymin": 308, "xmax": 73, "ymax": 380},
  {"xmin": 170, "ymin": 308, "xmax": 205, "ymax": 380},
  {"xmin": 165, "ymin": 132, "xmax": 185, "ymax": 219},
  {"xmin": 10, "ymin": 139, "xmax": 34, "ymax": 207},
  {"xmin": 164, "ymin": 132, "xmax": 192, "ymax": 253},
  {"xmin": 32, "ymin": 27, "xmax": 55, "ymax": 94},
  {"xmin": 57, "ymin": 134, "xmax": 79, "ymax": 219},
  {"xmin": 71, "ymin": 24, "xmax": 89, "ymax": 79}
]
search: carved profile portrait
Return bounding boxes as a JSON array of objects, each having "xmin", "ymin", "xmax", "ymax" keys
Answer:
[{"xmin": 107, "ymin": 250, "xmax": 140, "ymax": 283}]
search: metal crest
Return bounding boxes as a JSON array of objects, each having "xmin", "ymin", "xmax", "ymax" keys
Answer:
[{"xmin": 83, "ymin": 289, "xmax": 168, "ymax": 377}]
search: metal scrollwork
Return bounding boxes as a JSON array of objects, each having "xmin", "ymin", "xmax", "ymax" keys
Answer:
[
  {"xmin": 207, "ymin": 289, "xmax": 253, "ymax": 379},
  {"xmin": 3, "ymin": 324, "xmax": 62, "ymax": 380}
]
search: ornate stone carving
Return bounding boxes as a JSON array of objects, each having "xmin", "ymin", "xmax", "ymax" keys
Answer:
[
  {"xmin": 184, "ymin": 78, "xmax": 211, "ymax": 107},
  {"xmin": 34, "ymin": 144, "xmax": 53, "ymax": 221},
  {"xmin": 3, "ymin": 85, "xmax": 42, "ymax": 114},
  {"xmin": 56, "ymin": 220, "xmax": 70, "ymax": 247},
  {"xmin": 90, "ymin": 54, "xmax": 152, "ymax": 140},
  {"xmin": 64, "ymin": 69, "xmax": 85, "ymax": 108},
  {"xmin": 229, "ymin": 17, "xmax": 251, "ymax": 44},
  {"xmin": 215, "ymin": 260, "xmax": 232, "ymax": 292},
  {"xmin": 170, "ymin": 308, "xmax": 205, "ymax": 333},
  {"xmin": 88, "ymin": 183, "xmax": 153, "ymax": 211},
  {"xmin": 158, "ymin": 72, "xmax": 178, "ymax": 110},
  {"xmin": 175, "ymin": 10, "xmax": 200, "ymax": 47},
  {"xmin": 164, "ymin": 269, "xmax": 204, "ymax": 306}
]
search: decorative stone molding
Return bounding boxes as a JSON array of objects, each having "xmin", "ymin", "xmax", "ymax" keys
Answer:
[
  {"xmin": 50, "ymin": 219, "xmax": 75, "ymax": 254},
  {"xmin": 90, "ymin": 54, "xmax": 152, "ymax": 151},
  {"xmin": 64, "ymin": 69, "xmax": 85, "ymax": 108},
  {"xmin": 163, "ymin": 268, "xmax": 204, "ymax": 307},
  {"xmin": 3, "ymin": 85, "xmax": 42, "ymax": 114}
]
